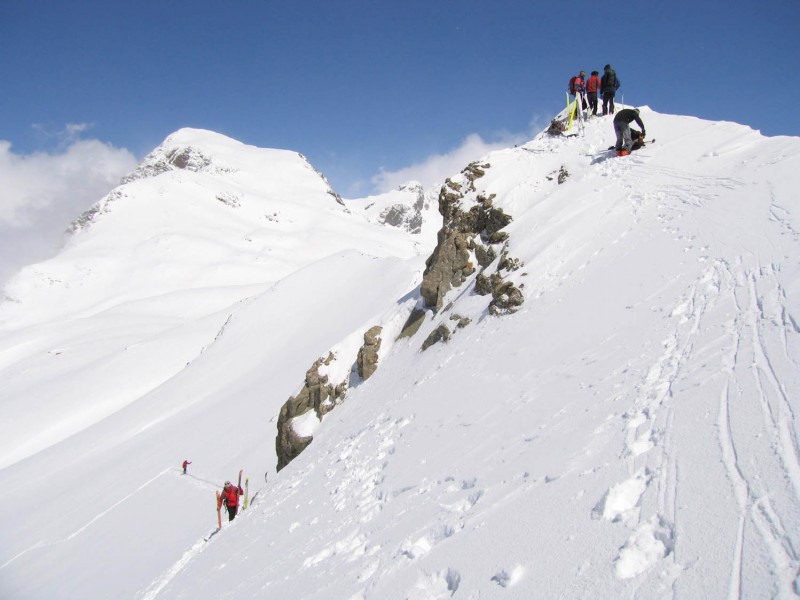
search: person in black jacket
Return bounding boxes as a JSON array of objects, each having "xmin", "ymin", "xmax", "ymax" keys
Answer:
[
  {"xmin": 613, "ymin": 108, "xmax": 646, "ymax": 155},
  {"xmin": 601, "ymin": 64, "xmax": 621, "ymax": 115}
]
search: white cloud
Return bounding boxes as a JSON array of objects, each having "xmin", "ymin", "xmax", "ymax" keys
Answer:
[
  {"xmin": 0, "ymin": 137, "xmax": 137, "ymax": 288},
  {"xmin": 371, "ymin": 131, "xmax": 528, "ymax": 193}
]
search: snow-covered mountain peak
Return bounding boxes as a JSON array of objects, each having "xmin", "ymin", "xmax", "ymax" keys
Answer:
[{"xmin": 0, "ymin": 132, "xmax": 428, "ymax": 329}]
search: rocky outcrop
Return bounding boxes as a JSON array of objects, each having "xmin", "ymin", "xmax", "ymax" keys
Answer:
[
  {"xmin": 419, "ymin": 161, "xmax": 522, "ymax": 315},
  {"xmin": 276, "ymin": 324, "xmax": 390, "ymax": 470},
  {"xmin": 68, "ymin": 190, "xmax": 126, "ymax": 233},
  {"xmin": 421, "ymin": 324, "xmax": 451, "ymax": 351},
  {"xmin": 276, "ymin": 353, "xmax": 346, "ymax": 471},
  {"xmin": 122, "ymin": 145, "xmax": 216, "ymax": 183},
  {"xmin": 356, "ymin": 326, "xmax": 382, "ymax": 380}
]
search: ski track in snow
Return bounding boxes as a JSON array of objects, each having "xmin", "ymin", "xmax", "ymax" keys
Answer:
[
  {"xmin": 717, "ymin": 263, "xmax": 800, "ymax": 596},
  {"xmin": 1, "ymin": 466, "xmax": 173, "ymax": 570},
  {"xmin": 598, "ymin": 208, "xmax": 800, "ymax": 593},
  {"xmin": 590, "ymin": 152, "xmax": 800, "ymax": 595}
]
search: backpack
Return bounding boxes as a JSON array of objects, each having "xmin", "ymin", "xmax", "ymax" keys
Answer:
[{"xmin": 568, "ymin": 76, "xmax": 577, "ymax": 94}]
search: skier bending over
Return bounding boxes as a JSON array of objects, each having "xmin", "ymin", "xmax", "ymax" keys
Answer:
[
  {"xmin": 613, "ymin": 108, "xmax": 646, "ymax": 156},
  {"xmin": 220, "ymin": 480, "xmax": 244, "ymax": 521}
]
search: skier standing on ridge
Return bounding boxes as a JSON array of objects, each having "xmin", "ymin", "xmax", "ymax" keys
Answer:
[
  {"xmin": 601, "ymin": 64, "xmax": 621, "ymax": 115},
  {"xmin": 586, "ymin": 70, "xmax": 602, "ymax": 116},
  {"xmin": 219, "ymin": 470, "xmax": 244, "ymax": 521},
  {"xmin": 182, "ymin": 459, "xmax": 191, "ymax": 474},
  {"xmin": 613, "ymin": 108, "xmax": 646, "ymax": 156},
  {"xmin": 568, "ymin": 70, "xmax": 587, "ymax": 115}
]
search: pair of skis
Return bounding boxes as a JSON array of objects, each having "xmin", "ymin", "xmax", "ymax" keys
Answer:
[{"xmin": 205, "ymin": 469, "xmax": 262, "ymax": 542}]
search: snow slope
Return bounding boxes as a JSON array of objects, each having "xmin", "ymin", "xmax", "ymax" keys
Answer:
[
  {"xmin": 0, "ymin": 129, "xmax": 432, "ymax": 599},
  {"xmin": 2, "ymin": 112, "xmax": 800, "ymax": 599}
]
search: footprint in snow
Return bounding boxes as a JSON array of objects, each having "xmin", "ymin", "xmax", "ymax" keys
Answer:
[
  {"xmin": 408, "ymin": 568, "xmax": 461, "ymax": 599},
  {"xmin": 491, "ymin": 564, "xmax": 525, "ymax": 588},
  {"xmin": 593, "ymin": 470, "xmax": 650, "ymax": 524}
]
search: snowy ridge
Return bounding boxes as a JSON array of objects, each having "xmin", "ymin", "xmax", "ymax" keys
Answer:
[{"xmin": 1, "ymin": 111, "xmax": 799, "ymax": 599}]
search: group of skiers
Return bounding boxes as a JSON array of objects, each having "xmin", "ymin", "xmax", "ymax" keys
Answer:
[
  {"xmin": 568, "ymin": 64, "xmax": 620, "ymax": 117},
  {"xmin": 568, "ymin": 64, "xmax": 648, "ymax": 156}
]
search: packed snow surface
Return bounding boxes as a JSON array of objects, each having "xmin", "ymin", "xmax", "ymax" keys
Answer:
[{"xmin": 1, "ymin": 113, "xmax": 799, "ymax": 599}]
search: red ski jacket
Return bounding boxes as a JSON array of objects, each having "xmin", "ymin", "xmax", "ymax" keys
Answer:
[
  {"xmin": 586, "ymin": 75, "xmax": 601, "ymax": 93},
  {"xmin": 221, "ymin": 484, "xmax": 243, "ymax": 507}
]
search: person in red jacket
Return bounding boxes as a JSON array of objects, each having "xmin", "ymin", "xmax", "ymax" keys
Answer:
[
  {"xmin": 585, "ymin": 71, "xmax": 602, "ymax": 116},
  {"xmin": 219, "ymin": 479, "xmax": 244, "ymax": 521},
  {"xmin": 568, "ymin": 70, "xmax": 587, "ymax": 115},
  {"xmin": 182, "ymin": 460, "xmax": 191, "ymax": 474}
]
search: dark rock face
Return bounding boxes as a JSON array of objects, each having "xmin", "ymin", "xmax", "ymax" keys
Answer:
[
  {"xmin": 398, "ymin": 308, "xmax": 427, "ymax": 340},
  {"xmin": 276, "ymin": 323, "xmax": 387, "ymax": 470},
  {"xmin": 488, "ymin": 280, "xmax": 525, "ymax": 316},
  {"xmin": 356, "ymin": 326, "xmax": 382, "ymax": 381},
  {"xmin": 122, "ymin": 145, "xmax": 215, "ymax": 183},
  {"xmin": 421, "ymin": 324, "xmax": 452, "ymax": 351},
  {"xmin": 276, "ymin": 353, "xmax": 346, "ymax": 471},
  {"xmin": 450, "ymin": 314, "xmax": 471, "ymax": 329},
  {"xmin": 419, "ymin": 161, "xmax": 522, "ymax": 315}
]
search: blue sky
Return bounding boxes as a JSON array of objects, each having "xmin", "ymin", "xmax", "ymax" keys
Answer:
[{"xmin": 1, "ymin": 0, "xmax": 799, "ymax": 283}]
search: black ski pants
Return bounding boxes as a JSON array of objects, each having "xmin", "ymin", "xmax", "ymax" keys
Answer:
[
  {"xmin": 226, "ymin": 505, "xmax": 238, "ymax": 521},
  {"xmin": 587, "ymin": 92, "xmax": 598, "ymax": 115},
  {"xmin": 603, "ymin": 91, "xmax": 616, "ymax": 115}
]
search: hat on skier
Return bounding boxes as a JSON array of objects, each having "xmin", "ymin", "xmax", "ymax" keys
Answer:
[{"xmin": 224, "ymin": 481, "xmax": 231, "ymax": 487}]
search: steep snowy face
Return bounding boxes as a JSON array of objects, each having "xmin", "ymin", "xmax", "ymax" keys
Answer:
[
  {"xmin": 0, "ymin": 128, "xmax": 419, "ymax": 328},
  {"xmin": 152, "ymin": 111, "xmax": 800, "ymax": 600}
]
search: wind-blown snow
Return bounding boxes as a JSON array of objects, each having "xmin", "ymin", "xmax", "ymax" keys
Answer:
[{"xmin": 1, "ymin": 113, "xmax": 799, "ymax": 600}]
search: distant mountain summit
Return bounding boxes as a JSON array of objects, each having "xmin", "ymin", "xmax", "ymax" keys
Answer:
[{"xmin": 0, "ymin": 128, "xmax": 426, "ymax": 328}]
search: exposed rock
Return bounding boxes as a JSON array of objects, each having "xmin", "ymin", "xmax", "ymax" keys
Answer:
[
  {"xmin": 276, "ymin": 353, "xmax": 347, "ymax": 471},
  {"xmin": 546, "ymin": 119, "xmax": 567, "ymax": 135},
  {"xmin": 398, "ymin": 308, "xmax": 427, "ymax": 340},
  {"xmin": 167, "ymin": 147, "xmax": 212, "ymax": 171},
  {"xmin": 122, "ymin": 145, "xmax": 214, "ymax": 183},
  {"xmin": 450, "ymin": 314, "xmax": 471, "ymax": 329},
  {"xmin": 420, "ymin": 166, "xmax": 514, "ymax": 310},
  {"xmin": 475, "ymin": 272, "xmax": 503, "ymax": 296},
  {"xmin": 216, "ymin": 192, "xmax": 241, "ymax": 208},
  {"xmin": 356, "ymin": 326, "xmax": 382, "ymax": 381},
  {"xmin": 420, "ymin": 230, "xmax": 473, "ymax": 309},
  {"xmin": 474, "ymin": 243, "xmax": 497, "ymax": 268},
  {"xmin": 68, "ymin": 190, "xmax": 126, "ymax": 234},
  {"xmin": 498, "ymin": 251, "xmax": 523, "ymax": 272},
  {"xmin": 298, "ymin": 152, "xmax": 345, "ymax": 206},
  {"xmin": 376, "ymin": 183, "xmax": 428, "ymax": 234},
  {"xmin": 488, "ymin": 281, "xmax": 525, "ymax": 316},
  {"xmin": 558, "ymin": 165, "xmax": 570, "ymax": 185},
  {"xmin": 421, "ymin": 324, "xmax": 452, "ymax": 351}
]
